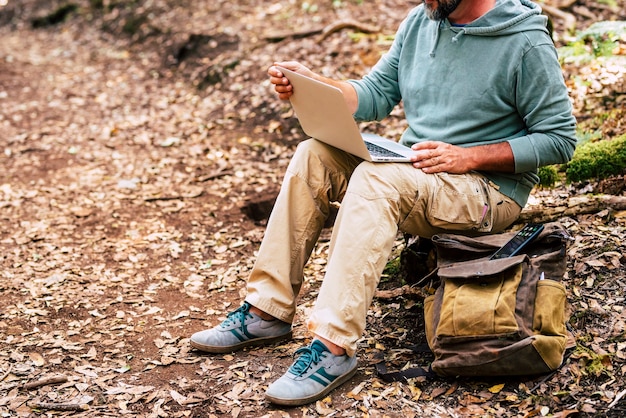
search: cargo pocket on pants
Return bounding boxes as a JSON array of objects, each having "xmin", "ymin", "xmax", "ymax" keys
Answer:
[{"xmin": 426, "ymin": 173, "xmax": 493, "ymax": 232}]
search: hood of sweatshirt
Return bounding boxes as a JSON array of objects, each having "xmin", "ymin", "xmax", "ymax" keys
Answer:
[{"xmin": 429, "ymin": 0, "xmax": 549, "ymax": 57}]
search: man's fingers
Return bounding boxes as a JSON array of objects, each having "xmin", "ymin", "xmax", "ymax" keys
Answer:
[
  {"xmin": 411, "ymin": 140, "xmax": 441, "ymax": 150},
  {"xmin": 275, "ymin": 82, "xmax": 292, "ymax": 92}
]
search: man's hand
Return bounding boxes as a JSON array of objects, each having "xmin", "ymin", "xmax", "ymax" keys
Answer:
[
  {"xmin": 410, "ymin": 141, "xmax": 474, "ymax": 174},
  {"xmin": 268, "ymin": 61, "xmax": 314, "ymax": 100},
  {"xmin": 410, "ymin": 141, "xmax": 515, "ymax": 174},
  {"xmin": 267, "ymin": 61, "xmax": 359, "ymax": 113}
]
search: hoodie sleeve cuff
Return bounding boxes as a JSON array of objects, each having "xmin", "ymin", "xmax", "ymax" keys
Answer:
[
  {"xmin": 508, "ymin": 136, "xmax": 538, "ymax": 173},
  {"xmin": 347, "ymin": 80, "xmax": 372, "ymax": 121}
]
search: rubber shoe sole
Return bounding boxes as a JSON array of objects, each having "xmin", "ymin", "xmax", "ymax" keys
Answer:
[
  {"xmin": 190, "ymin": 330, "xmax": 293, "ymax": 354},
  {"xmin": 265, "ymin": 360, "xmax": 358, "ymax": 406}
]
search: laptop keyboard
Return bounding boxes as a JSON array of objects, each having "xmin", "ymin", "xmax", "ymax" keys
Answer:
[{"xmin": 365, "ymin": 141, "xmax": 405, "ymax": 158}]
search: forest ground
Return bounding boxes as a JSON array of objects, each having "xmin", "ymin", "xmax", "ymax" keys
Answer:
[{"xmin": 1, "ymin": 0, "xmax": 625, "ymax": 417}]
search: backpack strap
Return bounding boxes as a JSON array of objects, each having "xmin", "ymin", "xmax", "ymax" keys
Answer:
[
  {"xmin": 375, "ymin": 362, "xmax": 437, "ymax": 382},
  {"xmin": 374, "ymin": 343, "xmax": 437, "ymax": 382}
]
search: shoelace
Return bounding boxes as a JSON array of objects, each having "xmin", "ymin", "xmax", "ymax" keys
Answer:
[
  {"xmin": 289, "ymin": 344, "xmax": 325, "ymax": 377},
  {"xmin": 220, "ymin": 302, "xmax": 252, "ymax": 331}
]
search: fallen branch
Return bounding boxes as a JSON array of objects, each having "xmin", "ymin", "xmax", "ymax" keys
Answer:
[
  {"xmin": 375, "ymin": 285, "xmax": 428, "ymax": 300},
  {"xmin": 608, "ymin": 388, "xmax": 626, "ymax": 409},
  {"xmin": 0, "ymin": 364, "xmax": 13, "ymax": 382},
  {"xmin": 517, "ymin": 194, "xmax": 626, "ymax": 224},
  {"xmin": 196, "ymin": 169, "xmax": 234, "ymax": 182},
  {"xmin": 23, "ymin": 375, "xmax": 68, "ymax": 390},
  {"xmin": 29, "ymin": 402, "xmax": 89, "ymax": 412}
]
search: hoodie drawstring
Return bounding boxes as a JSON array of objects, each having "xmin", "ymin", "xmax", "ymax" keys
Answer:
[
  {"xmin": 429, "ymin": 21, "xmax": 443, "ymax": 58},
  {"xmin": 452, "ymin": 29, "xmax": 466, "ymax": 43}
]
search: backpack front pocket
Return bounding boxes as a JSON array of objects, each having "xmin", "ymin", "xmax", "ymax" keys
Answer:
[{"xmin": 438, "ymin": 264, "xmax": 523, "ymax": 337}]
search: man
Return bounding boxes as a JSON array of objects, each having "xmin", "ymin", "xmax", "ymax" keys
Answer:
[{"xmin": 190, "ymin": 0, "xmax": 576, "ymax": 406}]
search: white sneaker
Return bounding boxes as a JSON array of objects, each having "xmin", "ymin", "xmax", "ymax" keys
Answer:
[
  {"xmin": 265, "ymin": 339, "xmax": 358, "ymax": 406},
  {"xmin": 190, "ymin": 302, "xmax": 292, "ymax": 353}
]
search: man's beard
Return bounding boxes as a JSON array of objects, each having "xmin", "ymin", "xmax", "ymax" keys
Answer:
[{"xmin": 425, "ymin": 0, "xmax": 463, "ymax": 21}]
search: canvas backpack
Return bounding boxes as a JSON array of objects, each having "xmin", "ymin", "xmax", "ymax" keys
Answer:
[{"xmin": 377, "ymin": 222, "xmax": 574, "ymax": 381}]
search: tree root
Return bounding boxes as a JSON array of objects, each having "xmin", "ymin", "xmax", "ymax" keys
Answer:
[
  {"xmin": 264, "ymin": 19, "xmax": 380, "ymax": 43},
  {"xmin": 316, "ymin": 19, "xmax": 380, "ymax": 43}
]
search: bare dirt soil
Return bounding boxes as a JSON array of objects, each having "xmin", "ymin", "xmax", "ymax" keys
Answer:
[{"xmin": 1, "ymin": 0, "xmax": 625, "ymax": 417}]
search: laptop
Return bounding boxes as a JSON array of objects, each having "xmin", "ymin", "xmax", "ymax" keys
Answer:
[{"xmin": 277, "ymin": 67, "xmax": 414, "ymax": 162}]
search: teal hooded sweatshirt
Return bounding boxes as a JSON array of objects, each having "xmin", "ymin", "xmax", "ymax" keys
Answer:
[{"xmin": 348, "ymin": 0, "xmax": 576, "ymax": 207}]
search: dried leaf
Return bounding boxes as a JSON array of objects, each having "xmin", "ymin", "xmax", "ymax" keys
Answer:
[
  {"xmin": 28, "ymin": 352, "xmax": 45, "ymax": 367},
  {"xmin": 170, "ymin": 389, "xmax": 187, "ymax": 405},
  {"xmin": 488, "ymin": 383, "xmax": 505, "ymax": 394},
  {"xmin": 430, "ymin": 386, "xmax": 447, "ymax": 398}
]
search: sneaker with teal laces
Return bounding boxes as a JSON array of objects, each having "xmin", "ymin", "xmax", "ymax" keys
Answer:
[
  {"xmin": 190, "ymin": 302, "xmax": 292, "ymax": 353},
  {"xmin": 265, "ymin": 339, "xmax": 358, "ymax": 406}
]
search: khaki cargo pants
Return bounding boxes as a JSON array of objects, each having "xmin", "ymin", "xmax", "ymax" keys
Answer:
[{"xmin": 246, "ymin": 139, "xmax": 521, "ymax": 356}]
